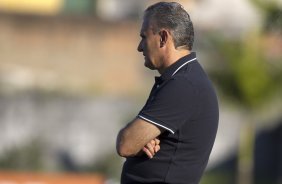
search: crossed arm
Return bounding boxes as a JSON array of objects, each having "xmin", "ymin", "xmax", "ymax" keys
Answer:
[{"xmin": 116, "ymin": 118, "xmax": 164, "ymax": 158}]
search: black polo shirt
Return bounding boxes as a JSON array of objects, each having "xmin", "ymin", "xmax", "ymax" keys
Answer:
[{"xmin": 121, "ymin": 52, "xmax": 219, "ymax": 184}]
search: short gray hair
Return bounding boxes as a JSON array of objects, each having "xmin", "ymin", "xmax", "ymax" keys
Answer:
[{"xmin": 144, "ymin": 2, "xmax": 194, "ymax": 50}]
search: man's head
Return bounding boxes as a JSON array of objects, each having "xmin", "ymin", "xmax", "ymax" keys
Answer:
[{"xmin": 137, "ymin": 2, "xmax": 194, "ymax": 72}]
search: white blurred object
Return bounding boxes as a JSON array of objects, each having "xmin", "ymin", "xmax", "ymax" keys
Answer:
[
  {"xmin": 96, "ymin": 0, "xmax": 260, "ymax": 35},
  {"xmin": 190, "ymin": 0, "xmax": 260, "ymax": 35},
  {"xmin": 96, "ymin": 0, "xmax": 143, "ymax": 21}
]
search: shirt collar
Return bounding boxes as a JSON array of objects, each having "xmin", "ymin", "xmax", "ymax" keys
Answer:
[{"xmin": 155, "ymin": 52, "xmax": 197, "ymax": 83}]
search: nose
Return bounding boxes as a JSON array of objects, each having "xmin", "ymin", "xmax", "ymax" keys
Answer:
[{"xmin": 137, "ymin": 40, "xmax": 143, "ymax": 52}]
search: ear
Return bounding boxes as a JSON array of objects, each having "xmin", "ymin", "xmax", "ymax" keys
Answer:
[{"xmin": 159, "ymin": 29, "xmax": 169, "ymax": 47}]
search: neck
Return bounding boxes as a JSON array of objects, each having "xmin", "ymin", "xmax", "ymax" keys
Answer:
[{"xmin": 158, "ymin": 48, "xmax": 191, "ymax": 74}]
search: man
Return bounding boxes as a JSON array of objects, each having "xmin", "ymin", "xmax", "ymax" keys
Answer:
[{"xmin": 116, "ymin": 2, "xmax": 219, "ymax": 184}]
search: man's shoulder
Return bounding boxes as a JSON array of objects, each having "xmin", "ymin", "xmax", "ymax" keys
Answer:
[
  {"xmin": 173, "ymin": 60, "xmax": 212, "ymax": 86},
  {"xmin": 155, "ymin": 77, "xmax": 198, "ymax": 103}
]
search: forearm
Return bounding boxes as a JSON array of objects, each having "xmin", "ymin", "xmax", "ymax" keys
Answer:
[
  {"xmin": 116, "ymin": 118, "xmax": 162, "ymax": 158},
  {"xmin": 116, "ymin": 127, "xmax": 144, "ymax": 157},
  {"xmin": 117, "ymin": 130, "xmax": 160, "ymax": 158}
]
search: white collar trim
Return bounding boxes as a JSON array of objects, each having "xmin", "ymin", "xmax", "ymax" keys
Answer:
[{"xmin": 171, "ymin": 58, "xmax": 197, "ymax": 76}]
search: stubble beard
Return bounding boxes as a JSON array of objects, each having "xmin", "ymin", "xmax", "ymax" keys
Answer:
[{"xmin": 144, "ymin": 58, "xmax": 155, "ymax": 70}]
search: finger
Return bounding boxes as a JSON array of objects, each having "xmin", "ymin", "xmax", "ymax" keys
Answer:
[
  {"xmin": 154, "ymin": 138, "xmax": 160, "ymax": 145},
  {"xmin": 150, "ymin": 139, "xmax": 156, "ymax": 146},
  {"xmin": 146, "ymin": 142, "xmax": 155, "ymax": 156},
  {"xmin": 142, "ymin": 147, "xmax": 153, "ymax": 158},
  {"xmin": 154, "ymin": 145, "xmax": 160, "ymax": 153}
]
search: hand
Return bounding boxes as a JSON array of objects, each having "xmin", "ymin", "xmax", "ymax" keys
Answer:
[{"xmin": 142, "ymin": 138, "xmax": 160, "ymax": 159}]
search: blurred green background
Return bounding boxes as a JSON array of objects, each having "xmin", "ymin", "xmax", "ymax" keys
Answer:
[{"xmin": 0, "ymin": 0, "xmax": 281, "ymax": 184}]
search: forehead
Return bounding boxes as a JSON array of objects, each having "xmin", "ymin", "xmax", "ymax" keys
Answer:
[{"xmin": 140, "ymin": 17, "xmax": 154, "ymax": 34}]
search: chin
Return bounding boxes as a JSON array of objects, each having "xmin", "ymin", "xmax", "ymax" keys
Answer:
[{"xmin": 144, "ymin": 62, "xmax": 155, "ymax": 70}]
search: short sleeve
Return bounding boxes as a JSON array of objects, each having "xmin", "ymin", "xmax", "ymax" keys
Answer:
[{"xmin": 138, "ymin": 78, "xmax": 198, "ymax": 134}]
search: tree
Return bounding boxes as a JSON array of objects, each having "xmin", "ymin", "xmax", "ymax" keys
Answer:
[{"xmin": 208, "ymin": 1, "xmax": 282, "ymax": 183}]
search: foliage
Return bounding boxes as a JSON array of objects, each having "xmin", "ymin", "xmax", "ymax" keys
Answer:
[
  {"xmin": 200, "ymin": 171, "xmax": 236, "ymax": 184},
  {"xmin": 0, "ymin": 139, "xmax": 45, "ymax": 171},
  {"xmin": 250, "ymin": 0, "xmax": 282, "ymax": 32},
  {"xmin": 208, "ymin": 0, "xmax": 282, "ymax": 109},
  {"xmin": 209, "ymin": 32, "xmax": 281, "ymax": 109},
  {"xmin": 83, "ymin": 152, "xmax": 122, "ymax": 180},
  {"xmin": 63, "ymin": 0, "xmax": 96, "ymax": 15}
]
